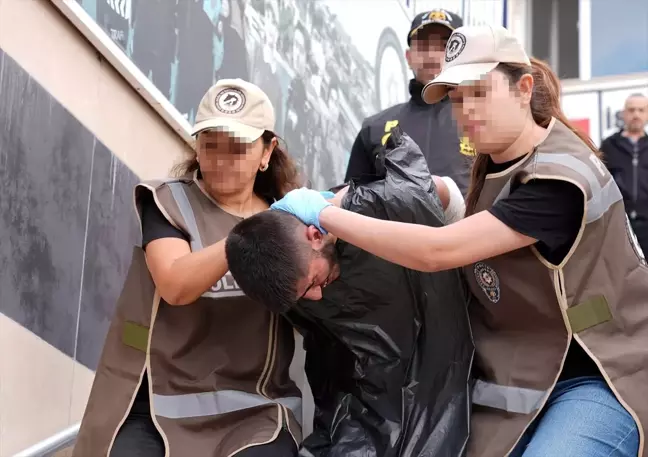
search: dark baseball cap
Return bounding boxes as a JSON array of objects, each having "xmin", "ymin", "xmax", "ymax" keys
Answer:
[{"xmin": 407, "ymin": 9, "xmax": 464, "ymax": 45}]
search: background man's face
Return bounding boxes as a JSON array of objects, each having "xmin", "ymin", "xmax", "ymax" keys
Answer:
[
  {"xmin": 406, "ymin": 25, "xmax": 452, "ymax": 83},
  {"xmin": 295, "ymin": 226, "xmax": 340, "ymax": 301},
  {"xmin": 623, "ymin": 95, "xmax": 648, "ymax": 134}
]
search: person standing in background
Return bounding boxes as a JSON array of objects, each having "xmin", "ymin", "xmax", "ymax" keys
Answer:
[
  {"xmin": 344, "ymin": 9, "xmax": 473, "ymax": 195},
  {"xmin": 213, "ymin": 0, "xmax": 250, "ymax": 82},
  {"xmin": 173, "ymin": 0, "xmax": 217, "ymax": 121},
  {"xmin": 283, "ymin": 22, "xmax": 310, "ymax": 171},
  {"xmin": 129, "ymin": 0, "xmax": 177, "ymax": 99},
  {"xmin": 250, "ymin": 0, "xmax": 285, "ymax": 133},
  {"xmin": 601, "ymin": 93, "xmax": 648, "ymax": 254}
]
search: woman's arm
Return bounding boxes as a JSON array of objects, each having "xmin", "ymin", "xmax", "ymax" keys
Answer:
[
  {"xmin": 138, "ymin": 189, "xmax": 228, "ymax": 305},
  {"xmin": 145, "ymin": 238, "xmax": 228, "ymax": 305},
  {"xmin": 318, "ymin": 206, "xmax": 536, "ymax": 272}
]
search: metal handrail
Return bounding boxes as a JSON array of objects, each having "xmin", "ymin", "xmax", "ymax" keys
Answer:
[{"xmin": 14, "ymin": 422, "xmax": 80, "ymax": 457}]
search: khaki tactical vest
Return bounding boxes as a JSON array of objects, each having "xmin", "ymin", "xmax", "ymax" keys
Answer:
[
  {"xmin": 74, "ymin": 174, "xmax": 302, "ymax": 457},
  {"xmin": 464, "ymin": 119, "xmax": 647, "ymax": 457}
]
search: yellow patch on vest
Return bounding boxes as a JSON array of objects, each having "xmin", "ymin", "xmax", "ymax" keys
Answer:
[
  {"xmin": 122, "ymin": 321, "xmax": 150, "ymax": 352},
  {"xmin": 381, "ymin": 120, "xmax": 400, "ymax": 145},
  {"xmin": 567, "ymin": 295, "xmax": 612, "ymax": 333},
  {"xmin": 460, "ymin": 136, "xmax": 477, "ymax": 156}
]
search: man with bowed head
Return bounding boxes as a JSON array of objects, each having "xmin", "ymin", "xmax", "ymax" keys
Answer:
[{"xmin": 225, "ymin": 126, "xmax": 473, "ymax": 456}]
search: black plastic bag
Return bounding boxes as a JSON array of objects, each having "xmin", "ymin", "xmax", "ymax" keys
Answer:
[{"xmin": 285, "ymin": 127, "xmax": 475, "ymax": 457}]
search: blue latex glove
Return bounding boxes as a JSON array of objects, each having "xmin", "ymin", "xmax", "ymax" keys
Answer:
[
  {"xmin": 271, "ymin": 187, "xmax": 332, "ymax": 233},
  {"xmin": 319, "ymin": 191, "xmax": 335, "ymax": 199}
]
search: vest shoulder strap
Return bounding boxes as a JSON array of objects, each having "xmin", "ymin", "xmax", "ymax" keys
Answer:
[
  {"xmin": 517, "ymin": 150, "xmax": 622, "ymax": 224},
  {"xmin": 132, "ymin": 176, "xmax": 196, "ymax": 248}
]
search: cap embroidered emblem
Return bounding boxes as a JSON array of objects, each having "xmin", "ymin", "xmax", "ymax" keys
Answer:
[
  {"xmin": 474, "ymin": 262, "xmax": 500, "ymax": 303},
  {"xmin": 445, "ymin": 32, "xmax": 466, "ymax": 62},
  {"xmin": 215, "ymin": 88, "xmax": 246, "ymax": 114}
]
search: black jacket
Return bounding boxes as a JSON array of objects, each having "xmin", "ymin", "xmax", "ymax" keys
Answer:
[
  {"xmin": 601, "ymin": 131, "xmax": 648, "ymax": 252},
  {"xmin": 289, "ymin": 127, "xmax": 474, "ymax": 457},
  {"xmin": 344, "ymin": 79, "xmax": 473, "ymax": 195}
]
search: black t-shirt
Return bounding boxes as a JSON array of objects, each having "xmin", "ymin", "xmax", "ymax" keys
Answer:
[
  {"xmin": 132, "ymin": 191, "xmax": 189, "ymax": 410},
  {"xmin": 140, "ymin": 190, "xmax": 189, "ymax": 248},
  {"xmin": 486, "ymin": 156, "xmax": 600, "ymax": 381}
]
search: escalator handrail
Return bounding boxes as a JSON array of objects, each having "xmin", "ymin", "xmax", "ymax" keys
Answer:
[{"xmin": 14, "ymin": 422, "xmax": 80, "ymax": 457}]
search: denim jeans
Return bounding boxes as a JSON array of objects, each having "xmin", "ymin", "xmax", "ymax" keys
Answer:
[{"xmin": 510, "ymin": 376, "xmax": 640, "ymax": 457}]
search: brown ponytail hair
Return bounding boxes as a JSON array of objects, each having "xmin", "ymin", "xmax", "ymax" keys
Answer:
[
  {"xmin": 171, "ymin": 131, "xmax": 303, "ymax": 203},
  {"xmin": 464, "ymin": 57, "xmax": 600, "ymax": 215}
]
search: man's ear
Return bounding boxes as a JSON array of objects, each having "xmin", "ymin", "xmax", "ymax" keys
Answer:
[
  {"xmin": 405, "ymin": 48, "xmax": 412, "ymax": 69},
  {"xmin": 305, "ymin": 225, "xmax": 324, "ymax": 247}
]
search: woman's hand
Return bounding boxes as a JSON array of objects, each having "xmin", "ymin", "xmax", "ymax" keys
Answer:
[{"xmin": 271, "ymin": 187, "xmax": 332, "ymax": 233}]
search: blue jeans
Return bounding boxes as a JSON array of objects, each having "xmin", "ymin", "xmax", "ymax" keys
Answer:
[{"xmin": 510, "ymin": 376, "xmax": 640, "ymax": 457}]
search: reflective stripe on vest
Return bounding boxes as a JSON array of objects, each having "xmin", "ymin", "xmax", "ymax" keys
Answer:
[
  {"xmin": 493, "ymin": 153, "xmax": 623, "ymax": 224},
  {"xmin": 167, "ymin": 182, "xmax": 245, "ymax": 298},
  {"xmin": 152, "ymin": 390, "xmax": 303, "ymax": 425},
  {"xmin": 167, "ymin": 182, "xmax": 205, "ymax": 251},
  {"xmin": 472, "ymin": 380, "xmax": 546, "ymax": 415}
]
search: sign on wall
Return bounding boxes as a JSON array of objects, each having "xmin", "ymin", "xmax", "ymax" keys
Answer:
[
  {"xmin": 73, "ymin": 0, "xmax": 418, "ymax": 188},
  {"xmin": 68, "ymin": 0, "xmax": 507, "ymax": 187}
]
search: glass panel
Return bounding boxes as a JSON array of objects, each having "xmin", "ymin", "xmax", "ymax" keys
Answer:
[{"xmin": 591, "ymin": 0, "xmax": 648, "ymax": 77}]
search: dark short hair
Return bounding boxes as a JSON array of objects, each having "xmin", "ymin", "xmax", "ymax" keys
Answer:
[{"xmin": 225, "ymin": 210, "xmax": 310, "ymax": 312}]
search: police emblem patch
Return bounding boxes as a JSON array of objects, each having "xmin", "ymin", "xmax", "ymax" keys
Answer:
[
  {"xmin": 445, "ymin": 33, "xmax": 467, "ymax": 62},
  {"xmin": 474, "ymin": 262, "xmax": 500, "ymax": 303},
  {"xmin": 215, "ymin": 88, "xmax": 246, "ymax": 114}
]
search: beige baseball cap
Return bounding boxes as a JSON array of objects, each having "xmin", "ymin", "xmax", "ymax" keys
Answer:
[
  {"xmin": 191, "ymin": 79, "xmax": 275, "ymax": 142},
  {"xmin": 422, "ymin": 24, "xmax": 531, "ymax": 104}
]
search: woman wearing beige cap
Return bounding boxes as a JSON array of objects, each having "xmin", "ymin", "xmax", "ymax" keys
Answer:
[
  {"xmin": 270, "ymin": 25, "xmax": 647, "ymax": 457},
  {"xmin": 74, "ymin": 79, "xmax": 304, "ymax": 457}
]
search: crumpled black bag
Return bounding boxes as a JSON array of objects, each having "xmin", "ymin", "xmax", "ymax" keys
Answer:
[{"xmin": 285, "ymin": 127, "xmax": 476, "ymax": 457}]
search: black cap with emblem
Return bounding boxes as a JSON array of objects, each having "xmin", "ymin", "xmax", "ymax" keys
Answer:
[{"xmin": 407, "ymin": 9, "xmax": 464, "ymax": 46}]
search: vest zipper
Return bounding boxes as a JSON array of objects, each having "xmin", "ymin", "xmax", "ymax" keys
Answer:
[
  {"xmin": 631, "ymin": 143, "xmax": 639, "ymax": 220},
  {"xmin": 632, "ymin": 143, "xmax": 639, "ymax": 201}
]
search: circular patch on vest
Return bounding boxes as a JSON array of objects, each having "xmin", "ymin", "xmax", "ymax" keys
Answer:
[
  {"xmin": 215, "ymin": 88, "xmax": 246, "ymax": 114},
  {"xmin": 445, "ymin": 33, "xmax": 467, "ymax": 62},
  {"xmin": 474, "ymin": 262, "xmax": 500, "ymax": 303}
]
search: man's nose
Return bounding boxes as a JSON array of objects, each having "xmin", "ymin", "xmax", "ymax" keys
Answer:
[{"xmin": 304, "ymin": 287, "xmax": 323, "ymax": 301}]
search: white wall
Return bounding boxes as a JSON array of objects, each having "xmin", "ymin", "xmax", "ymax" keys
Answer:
[{"xmin": 0, "ymin": 1, "xmax": 191, "ymax": 455}]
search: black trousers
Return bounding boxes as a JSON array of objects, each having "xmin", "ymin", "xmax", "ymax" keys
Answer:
[{"xmin": 110, "ymin": 409, "xmax": 297, "ymax": 457}]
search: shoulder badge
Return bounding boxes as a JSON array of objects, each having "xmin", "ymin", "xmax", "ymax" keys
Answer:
[{"xmin": 381, "ymin": 120, "xmax": 400, "ymax": 145}]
